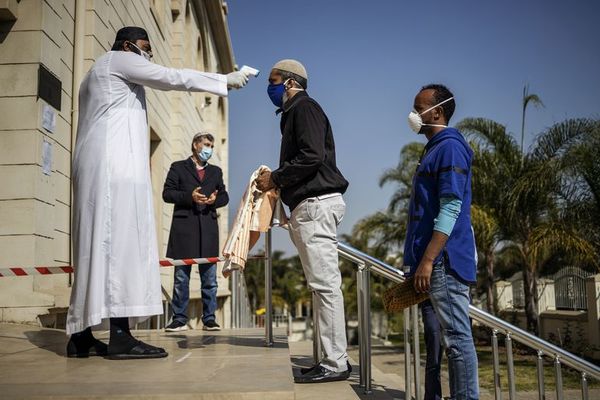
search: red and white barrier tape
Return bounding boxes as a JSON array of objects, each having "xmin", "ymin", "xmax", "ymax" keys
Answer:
[
  {"xmin": 0, "ymin": 266, "xmax": 74, "ymax": 277},
  {"xmin": 158, "ymin": 257, "xmax": 223, "ymax": 267},
  {"xmin": 0, "ymin": 257, "xmax": 225, "ymax": 277}
]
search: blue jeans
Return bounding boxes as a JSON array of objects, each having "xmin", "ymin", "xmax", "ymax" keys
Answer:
[
  {"xmin": 421, "ymin": 299, "xmax": 443, "ymax": 400},
  {"xmin": 171, "ymin": 264, "xmax": 217, "ymax": 324},
  {"xmin": 428, "ymin": 262, "xmax": 479, "ymax": 400}
]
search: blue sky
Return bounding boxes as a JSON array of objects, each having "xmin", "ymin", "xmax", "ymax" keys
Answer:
[{"xmin": 224, "ymin": 0, "xmax": 600, "ymax": 256}]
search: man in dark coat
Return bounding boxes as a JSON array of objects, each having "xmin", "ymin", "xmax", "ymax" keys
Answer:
[
  {"xmin": 257, "ymin": 59, "xmax": 350, "ymax": 384},
  {"xmin": 162, "ymin": 132, "xmax": 229, "ymax": 332}
]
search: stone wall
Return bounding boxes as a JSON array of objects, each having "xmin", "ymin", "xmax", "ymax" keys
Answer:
[
  {"xmin": 496, "ymin": 274, "xmax": 600, "ymax": 358},
  {"xmin": 0, "ymin": 0, "xmax": 234, "ymax": 327}
]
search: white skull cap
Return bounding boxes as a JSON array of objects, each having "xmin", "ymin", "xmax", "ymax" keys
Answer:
[
  {"xmin": 193, "ymin": 131, "xmax": 214, "ymax": 141},
  {"xmin": 272, "ymin": 59, "xmax": 308, "ymax": 81}
]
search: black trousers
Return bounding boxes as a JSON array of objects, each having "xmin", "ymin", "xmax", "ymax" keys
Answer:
[{"xmin": 421, "ymin": 299, "xmax": 443, "ymax": 400}]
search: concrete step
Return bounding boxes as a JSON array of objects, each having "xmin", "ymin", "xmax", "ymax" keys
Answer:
[
  {"xmin": 290, "ymin": 340, "xmax": 408, "ymax": 399},
  {"xmin": 0, "ymin": 323, "xmax": 295, "ymax": 399}
]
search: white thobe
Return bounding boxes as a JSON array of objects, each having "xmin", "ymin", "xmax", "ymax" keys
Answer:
[{"xmin": 66, "ymin": 51, "xmax": 227, "ymax": 334}]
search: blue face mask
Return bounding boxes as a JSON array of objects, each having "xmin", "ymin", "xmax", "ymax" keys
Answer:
[
  {"xmin": 267, "ymin": 82, "xmax": 285, "ymax": 108},
  {"xmin": 198, "ymin": 146, "xmax": 213, "ymax": 162}
]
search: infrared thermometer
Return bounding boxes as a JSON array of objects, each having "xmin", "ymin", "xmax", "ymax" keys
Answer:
[{"xmin": 240, "ymin": 65, "xmax": 260, "ymax": 77}]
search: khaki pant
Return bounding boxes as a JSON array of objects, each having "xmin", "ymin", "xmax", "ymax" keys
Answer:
[{"xmin": 289, "ymin": 193, "xmax": 348, "ymax": 372}]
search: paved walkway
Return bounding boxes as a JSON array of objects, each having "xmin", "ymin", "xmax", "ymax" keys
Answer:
[
  {"xmin": 0, "ymin": 323, "xmax": 596, "ymax": 399},
  {"xmin": 0, "ymin": 323, "xmax": 294, "ymax": 399}
]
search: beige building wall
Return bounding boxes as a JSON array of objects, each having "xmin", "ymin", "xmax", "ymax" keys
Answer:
[{"xmin": 0, "ymin": 0, "xmax": 235, "ymax": 328}]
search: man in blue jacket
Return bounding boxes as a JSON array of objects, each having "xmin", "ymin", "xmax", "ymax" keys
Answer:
[{"xmin": 404, "ymin": 84, "xmax": 479, "ymax": 399}]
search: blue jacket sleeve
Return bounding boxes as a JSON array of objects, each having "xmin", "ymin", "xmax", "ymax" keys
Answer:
[{"xmin": 435, "ymin": 141, "xmax": 470, "ymax": 201}]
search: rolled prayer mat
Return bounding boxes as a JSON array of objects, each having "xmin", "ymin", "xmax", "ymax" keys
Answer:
[{"xmin": 382, "ymin": 276, "xmax": 429, "ymax": 313}]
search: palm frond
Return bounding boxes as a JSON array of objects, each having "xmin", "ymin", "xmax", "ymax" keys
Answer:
[
  {"xmin": 530, "ymin": 118, "xmax": 598, "ymax": 161},
  {"xmin": 523, "ymin": 93, "xmax": 544, "ymax": 109},
  {"xmin": 529, "ymin": 222, "xmax": 598, "ymax": 269},
  {"xmin": 471, "ymin": 204, "xmax": 500, "ymax": 250}
]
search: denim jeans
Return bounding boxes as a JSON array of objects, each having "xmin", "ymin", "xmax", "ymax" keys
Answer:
[
  {"xmin": 421, "ymin": 299, "xmax": 443, "ymax": 400},
  {"xmin": 171, "ymin": 264, "xmax": 217, "ymax": 324},
  {"xmin": 428, "ymin": 262, "xmax": 479, "ymax": 400}
]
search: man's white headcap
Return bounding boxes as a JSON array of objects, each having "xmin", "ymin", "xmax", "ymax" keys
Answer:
[{"xmin": 272, "ymin": 59, "xmax": 308, "ymax": 82}]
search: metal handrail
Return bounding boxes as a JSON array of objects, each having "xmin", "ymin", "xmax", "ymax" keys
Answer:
[
  {"xmin": 248, "ymin": 228, "xmax": 599, "ymax": 395},
  {"xmin": 338, "ymin": 242, "xmax": 405, "ymax": 283},
  {"xmin": 468, "ymin": 305, "xmax": 600, "ymax": 381},
  {"xmin": 335, "ymin": 241, "xmax": 600, "ymax": 389}
]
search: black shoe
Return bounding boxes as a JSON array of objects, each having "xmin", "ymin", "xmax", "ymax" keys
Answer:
[
  {"xmin": 165, "ymin": 320, "xmax": 188, "ymax": 332},
  {"xmin": 106, "ymin": 339, "xmax": 168, "ymax": 360},
  {"xmin": 294, "ymin": 365, "xmax": 351, "ymax": 384},
  {"xmin": 66, "ymin": 336, "xmax": 108, "ymax": 358},
  {"xmin": 203, "ymin": 320, "xmax": 221, "ymax": 331},
  {"xmin": 301, "ymin": 360, "xmax": 352, "ymax": 375}
]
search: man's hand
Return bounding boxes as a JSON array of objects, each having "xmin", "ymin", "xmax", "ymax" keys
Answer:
[
  {"xmin": 413, "ymin": 231, "xmax": 450, "ymax": 293},
  {"xmin": 413, "ymin": 258, "xmax": 434, "ymax": 293},
  {"xmin": 205, "ymin": 190, "xmax": 218, "ymax": 205},
  {"xmin": 192, "ymin": 187, "xmax": 208, "ymax": 204},
  {"xmin": 256, "ymin": 171, "xmax": 275, "ymax": 192}
]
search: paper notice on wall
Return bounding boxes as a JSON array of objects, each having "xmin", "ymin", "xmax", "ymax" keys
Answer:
[
  {"xmin": 42, "ymin": 103, "xmax": 56, "ymax": 133},
  {"xmin": 42, "ymin": 140, "xmax": 52, "ymax": 175}
]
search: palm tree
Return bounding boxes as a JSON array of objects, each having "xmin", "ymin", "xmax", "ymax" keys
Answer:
[
  {"xmin": 520, "ymin": 84, "xmax": 544, "ymax": 155},
  {"xmin": 244, "ymin": 250, "xmax": 311, "ymax": 318},
  {"xmin": 379, "ymin": 142, "xmax": 425, "ymax": 214},
  {"xmin": 529, "ymin": 118, "xmax": 600, "ymax": 258},
  {"xmin": 272, "ymin": 254, "xmax": 310, "ymax": 317},
  {"xmin": 456, "ymin": 118, "xmax": 522, "ymax": 315},
  {"xmin": 471, "ymin": 204, "xmax": 501, "ymax": 313},
  {"xmin": 458, "ymin": 117, "xmax": 598, "ymax": 333},
  {"xmin": 346, "ymin": 142, "xmax": 425, "ymax": 337},
  {"xmin": 351, "ymin": 142, "xmax": 424, "ymax": 259}
]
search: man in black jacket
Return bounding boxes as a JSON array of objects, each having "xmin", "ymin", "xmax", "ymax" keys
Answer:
[
  {"xmin": 257, "ymin": 59, "xmax": 350, "ymax": 384},
  {"xmin": 162, "ymin": 132, "xmax": 229, "ymax": 332}
]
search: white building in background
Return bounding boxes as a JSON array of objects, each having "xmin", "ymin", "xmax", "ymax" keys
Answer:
[{"xmin": 0, "ymin": 0, "xmax": 236, "ymax": 328}]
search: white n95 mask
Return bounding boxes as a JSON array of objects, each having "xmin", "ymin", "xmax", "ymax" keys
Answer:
[
  {"xmin": 129, "ymin": 42, "xmax": 152, "ymax": 62},
  {"xmin": 408, "ymin": 97, "xmax": 454, "ymax": 133}
]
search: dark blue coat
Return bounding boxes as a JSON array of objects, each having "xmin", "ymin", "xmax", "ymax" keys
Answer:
[{"xmin": 162, "ymin": 158, "xmax": 228, "ymax": 259}]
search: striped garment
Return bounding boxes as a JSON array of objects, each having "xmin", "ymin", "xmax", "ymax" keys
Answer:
[{"xmin": 221, "ymin": 166, "xmax": 288, "ymax": 277}]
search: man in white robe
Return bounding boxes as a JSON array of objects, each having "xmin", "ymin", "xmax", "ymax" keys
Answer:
[{"xmin": 66, "ymin": 26, "xmax": 250, "ymax": 359}]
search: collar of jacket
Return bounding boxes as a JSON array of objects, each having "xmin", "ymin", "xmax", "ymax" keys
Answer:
[
  {"xmin": 185, "ymin": 157, "xmax": 212, "ymax": 182},
  {"xmin": 278, "ymin": 91, "xmax": 309, "ymax": 114},
  {"xmin": 188, "ymin": 156, "xmax": 209, "ymax": 169},
  {"xmin": 189, "ymin": 156, "xmax": 208, "ymax": 170},
  {"xmin": 425, "ymin": 127, "xmax": 465, "ymax": 151}
]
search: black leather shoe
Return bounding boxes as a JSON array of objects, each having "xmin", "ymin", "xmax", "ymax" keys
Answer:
[
  {"xmin": 294, "ymin": 365, "xmax": 351, "ymax": 384},
  {"xmin": 301, "ymin": 360, "xmax": 352, "ymax": 375}
]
